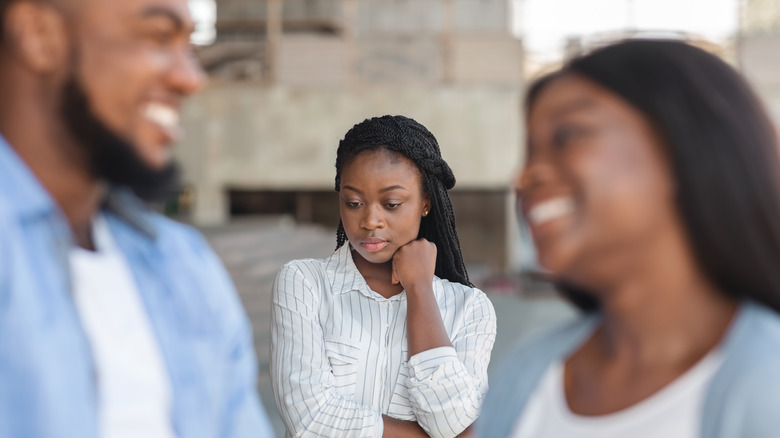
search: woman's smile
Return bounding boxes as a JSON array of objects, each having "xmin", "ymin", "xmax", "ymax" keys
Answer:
[{"xmin": 524, "ymin": 196, "xmax": 576, "ymax": 228}]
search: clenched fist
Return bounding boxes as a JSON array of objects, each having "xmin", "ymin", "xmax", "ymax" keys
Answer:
[{"xmin": 391, "ymin": 238, "xmax": 437, "ymax": 293}]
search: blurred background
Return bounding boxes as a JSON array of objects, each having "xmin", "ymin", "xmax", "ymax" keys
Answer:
[{"xmin": 171, "ymin": 1, "xmax": 780, "ymax": 435}]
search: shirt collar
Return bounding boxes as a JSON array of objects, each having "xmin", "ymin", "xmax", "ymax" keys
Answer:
[
  {"xmin": 0, "ymin": 133, "xmax": 157, "ymax": 240},
  {"xmin": 102, "ymin": 188, "xmax": 157, "ymax": 240},
  {"xmin": 0, "ymin": 132, "xmax": 57, "ymax": 218},
  {"xmin": 324, "ymin": 244, "xmax": 406, "ymax": 301}
]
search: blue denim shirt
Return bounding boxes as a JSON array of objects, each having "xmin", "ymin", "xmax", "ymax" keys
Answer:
[{"xmin": 0, "ymin": 135, "xmax": 273, "ymax": 438}]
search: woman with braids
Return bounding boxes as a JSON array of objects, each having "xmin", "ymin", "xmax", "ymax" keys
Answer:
[
  {"xmin": 478, "ymin": 39, "xmax": 780, "ymax": 438},
  {"xmin": 271, "ymin": 115, "xmax": 497, "ymax": 438}
]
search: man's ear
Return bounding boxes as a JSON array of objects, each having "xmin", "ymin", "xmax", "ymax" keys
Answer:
[{"xmin": 4, "ymin": 1, "xmax": 69, "ymax": 73}]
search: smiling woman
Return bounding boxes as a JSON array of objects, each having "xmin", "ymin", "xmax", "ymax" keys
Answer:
[
  {"xmin": 478, "ymin": 39, "xmax": 780, "ymax": 438},
  {"xmin": 270, "ymin": 115, "xmax": 497, "ymax": 438}
]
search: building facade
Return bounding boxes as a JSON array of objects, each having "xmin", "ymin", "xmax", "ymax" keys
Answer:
[
  {"xmin": 739, "ymin": 0, "xmax": 780, "ymax": 126},
  {"xmin": 180, "ymin": 0, "xmax": 524, "ymax": 272}
]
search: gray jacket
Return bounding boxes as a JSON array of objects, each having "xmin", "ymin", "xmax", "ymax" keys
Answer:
[{"xmin": 477, "ymin": 301, "xmax": 780, "ymax": 437}]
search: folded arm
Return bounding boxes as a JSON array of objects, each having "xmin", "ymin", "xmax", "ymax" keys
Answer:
[{"xmin": 406, "ymin": 286, "xmax": 497, "ymax": 438}]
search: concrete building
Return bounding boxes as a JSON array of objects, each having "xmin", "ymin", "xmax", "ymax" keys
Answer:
[
  {"xmin": 739, "ymin": 0, "xmax": 780, "ymax": 127},
  {"xmin": 179, "ymin": 0, "xmax": 524, "ymax": 273}
]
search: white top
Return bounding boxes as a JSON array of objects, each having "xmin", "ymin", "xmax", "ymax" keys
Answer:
[
  {"xmin": 510, "ymin": 349, "xmax": 724, "ymax": 438},
  {"xmin": 270, "ymin": 244, "xmax": 497, "ymax": 438},
  {"xmin": 70, "ymin": 215, "xmax": 175, "ymax": 438}
]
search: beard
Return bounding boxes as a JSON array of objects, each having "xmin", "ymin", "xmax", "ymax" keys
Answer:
[{"xmin": 59, "ymin": 75, "xmax": 180, "ymax": 202}]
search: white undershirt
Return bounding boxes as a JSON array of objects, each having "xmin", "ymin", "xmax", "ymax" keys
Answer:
[
  {"xmin": 70, "ymin": 215, "xmax": 176, "ymax": 438},
  {"xmin": 511, "ymin": 349, "xmax": 724, "ymax": 438}
]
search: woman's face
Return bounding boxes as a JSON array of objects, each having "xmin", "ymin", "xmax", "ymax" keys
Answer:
[
  {"xmin": 339, "ymin": 149, "xmax": 430, "ymax": 264},
  {"xmin": 518, "ymin": 74, "xmax": 678, "ymax": 286}
]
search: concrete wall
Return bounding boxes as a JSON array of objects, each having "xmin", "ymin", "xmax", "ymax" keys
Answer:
[
  {"xmin": 742, "ymin": 0, "xmax": 780, "ymax": 35},
  {"xmin": 178, "ymin": 84, "xmax": 522, "ymax": 224},
  {"xmin": 356, "ymin": 0, "xmax": 443, "ymax": 35},
  {"xmin": 203, "ymin": 33, "xmax": 523, "ymax": 86},
  {"xmin": 739, "ymin": 35, "xmax": 780, "ymax": 127},
  {"xmin": 191, "ymin": 0, "xmax": 524, "ymax": 272},
  {"xmin": 452, "ymin": 35, "xmax": 523, "ymax": 84},
  {"xmin": 217, "ymin": 0, "xmax": 342, "ymax": 24},
  {"xmin": 454, "ymin": 0, "xmax": 509, "ymax": 32},
  {"xmin": 216, "ymin": 0, "xmax": 511, "ymax": 36}
]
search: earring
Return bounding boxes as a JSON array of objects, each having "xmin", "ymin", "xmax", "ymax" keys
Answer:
[{"xmin": 423, "ymin": 210, "xmax": 429, "ymax": 217}]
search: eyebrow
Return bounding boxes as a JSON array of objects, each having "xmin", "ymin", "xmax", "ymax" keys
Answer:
[
  {"xmin": 549, "ymin": 97, "xmax": 597, "ymax": 118},
  {"xmin": 341, "ymin": 185, "xmax": 408, "ymax": 194},
  {"xmin": 140, "ymin": 6, "xmax": 194, "ymax": 34}
]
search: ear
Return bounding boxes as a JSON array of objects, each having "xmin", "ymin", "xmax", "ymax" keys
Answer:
[
  {"xmin": 422, "ymin": 194, "xmax": 431, "ymax": 217},
  {"xmin": 5, "ymin": 1, "xmax": 70, "ymax": 74}
]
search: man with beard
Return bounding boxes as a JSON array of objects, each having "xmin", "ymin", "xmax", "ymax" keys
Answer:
[{"xmin": 0, "ymin": 0, "xmax": 273, "ymax": 437}]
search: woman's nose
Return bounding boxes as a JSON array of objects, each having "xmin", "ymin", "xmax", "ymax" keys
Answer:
[
  {"xmin": 518, "ymin": 157, "xmax": 556, "ymax": 196},
  {"xmin": 361, "ymin": 205, "xmax": 385, "ymax": 230}
]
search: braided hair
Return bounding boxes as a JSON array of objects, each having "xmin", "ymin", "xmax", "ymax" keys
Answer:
[{"xmin": 334, "ymin": 115, "xmax": 472, "ymax": 287}]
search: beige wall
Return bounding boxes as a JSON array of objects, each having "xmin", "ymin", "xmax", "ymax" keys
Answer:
[
  {"xmin": 215, "ymin": 33, "xmax": 524, "ymax": 87},
  {"xmin": 216, "ymin": 0, "xmax": 510, "ymax": 35},
  {"xmin": 194, "ymin": 1, "xmax": 524, "ymax": 271},
  {"xmin": 177, "ymin": 84, "xmax": 523, "ymax": 225},
  {"xmin": 739, "ymin": 35, "xmax": 780, "ymax": 127},
  {"xmin": 742, "ymin": 0, "xmax": 780, "ymax": 34}
]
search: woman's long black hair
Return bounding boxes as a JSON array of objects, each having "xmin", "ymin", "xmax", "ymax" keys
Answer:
[
  {"xmin": 334, "ymin": 115, "xmax": 472, "ymax": 287},
  {"xmin": 528, "ymin": 39, "xmax": 780, "ymax": 313}
]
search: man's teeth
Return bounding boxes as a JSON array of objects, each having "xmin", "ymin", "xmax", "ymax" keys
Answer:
[
  {"xmin": 143, "ymin": 103, "xmax": 179, "ymax": 129},
  {"xmin": 528, "ymin": 198, "xmax": 575, "ymax": 225}
]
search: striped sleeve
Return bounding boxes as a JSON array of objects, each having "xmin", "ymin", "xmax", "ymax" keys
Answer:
[
  {"xmin": 270, "ymin": 261, "xmax": 384, "ymax": 438},
  {"xmin": 406, "ymin": 289, "xmax": 497, "ymax": 438}
]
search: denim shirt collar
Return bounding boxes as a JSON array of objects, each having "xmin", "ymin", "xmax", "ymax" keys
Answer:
[{"xmin": 0, "ymin": 133, "xmax": 157, "ymax": 241}]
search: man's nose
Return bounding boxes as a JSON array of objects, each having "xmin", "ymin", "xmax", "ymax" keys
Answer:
[{"xmin": 168, "ymin": 48, "xmax": 207, "ymax": 96}]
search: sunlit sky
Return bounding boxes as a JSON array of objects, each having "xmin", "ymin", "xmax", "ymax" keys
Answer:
[{"xmin": 189, "ymin": 0, "xmax": 740, "ymax": 62}]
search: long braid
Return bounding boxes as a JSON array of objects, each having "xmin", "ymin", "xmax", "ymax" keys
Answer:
[
  {"xmin": 336, "ymin": 220, "xmax": 347, "ymax": 249},
  {"xmin": 334, "ymin": 115, "xmax": 472, "ymax": 287}
]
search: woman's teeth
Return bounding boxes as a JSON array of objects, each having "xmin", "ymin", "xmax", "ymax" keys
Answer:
[{"xmin": 528, "ymin": 197, "xmax": 575, "ymax": 225}]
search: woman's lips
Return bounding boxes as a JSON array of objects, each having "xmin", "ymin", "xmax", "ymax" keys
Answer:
[{"xmin": 361, "ymin": 238, "xmax": 389, "ymax": 252}]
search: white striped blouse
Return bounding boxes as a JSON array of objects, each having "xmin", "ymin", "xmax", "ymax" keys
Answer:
[{"xmin": 270, "ymin": 244, "xmax": 497, "ymax": 438}]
